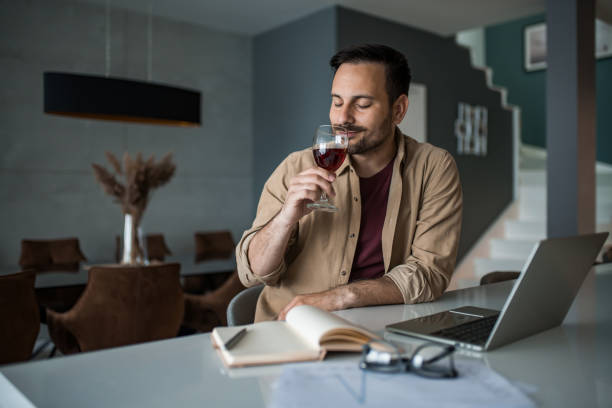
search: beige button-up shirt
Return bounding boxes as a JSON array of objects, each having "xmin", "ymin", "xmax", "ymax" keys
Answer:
[{"xmin": 237, "ymin": 130, "xmax": 463, "ymax": 322}]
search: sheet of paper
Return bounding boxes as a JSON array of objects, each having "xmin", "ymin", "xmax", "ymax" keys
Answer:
[
  {"xmin": 0, "ymin": 373, "xmax": 36, "ymax": 408},
  {"xmin": 269, "ymin": 359, "xmax": 536, "ymax": 408}
]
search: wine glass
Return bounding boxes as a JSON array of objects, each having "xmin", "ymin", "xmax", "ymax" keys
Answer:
[{"xmin": 306, "ymin": 125, "xmax": 349, "ymax": 212}]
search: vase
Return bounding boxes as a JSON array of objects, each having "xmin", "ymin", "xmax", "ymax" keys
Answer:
[{"xmin": 121, "ymin": 213, "xmax": 148, "ymax": 264}]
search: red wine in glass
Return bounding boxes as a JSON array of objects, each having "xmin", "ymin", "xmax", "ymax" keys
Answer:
[
  {"xmin": 313, "ymin": 147, "xmax": 347, "ymax": 172},
  {"xmin": 307, "ymin": 125, "xmax": 348, "ymax": 212}
]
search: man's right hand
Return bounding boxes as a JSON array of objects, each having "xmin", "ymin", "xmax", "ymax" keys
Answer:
[
  {"xmin": 247, "ymin": 167, "xmax": 336, "ymax": 277},
  {"xmin": 275, "ymin": 167, "xmax": 337, "ymax": 227}
]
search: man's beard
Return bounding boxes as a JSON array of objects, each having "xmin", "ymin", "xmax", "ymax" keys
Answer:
[{"xmin": 346, "ymin": 115, "xmax": 394, "ymax": 155}]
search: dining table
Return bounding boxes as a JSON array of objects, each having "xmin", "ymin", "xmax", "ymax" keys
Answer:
[
  {"xmin": 0, "ymin": 256, "xmax": 237, "ymax": 316},
  {"xmin": 0, "ymin": 256, "xmax": 236, "ymax": 289}
]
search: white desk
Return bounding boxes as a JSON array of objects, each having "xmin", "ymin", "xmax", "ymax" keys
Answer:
[
  {"xmin": 1, "ymin": 268, "xmax": 611, "ymax": 408},
  {"xmin": 0, "ymin": 256, "xmax": 236, "ymax": 289}
]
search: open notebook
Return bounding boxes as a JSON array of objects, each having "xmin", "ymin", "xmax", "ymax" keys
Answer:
[{"xmin": 211, "ymin": 305, "xmax": 380, "ymax": 368}]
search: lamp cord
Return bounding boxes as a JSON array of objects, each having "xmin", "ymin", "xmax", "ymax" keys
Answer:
[
  {"xmin": 105, "ymin": 0, "xmax": 110, "ymax": 77},
  {"xmin": 148, "ymin": 3, "xmax": 153, "ymax": 81}
]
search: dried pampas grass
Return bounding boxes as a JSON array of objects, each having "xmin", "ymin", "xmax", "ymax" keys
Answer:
[{"xmin": 92, "ymin": 151, "xmax": 176, "ymax": 222}]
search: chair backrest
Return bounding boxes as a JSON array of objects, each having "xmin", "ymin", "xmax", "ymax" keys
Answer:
[
  {"xmin": 0, "ymin": 272, "xmax": 40, "ymax": 364},
  {"xmin": 194, "ymin": 230, "xmax": 234, "ymax": 262},
  {"xmin": 47, "ymin": 263, "xmax": 184, "ymax": 354},
  {"xmin": 19, "ymin": 238, "xmax": 87, "ymax": 271},
  {"xmin": 114, "ymin": 234, "xmax": 172, "ymax": 263},
  {"xmin": 479, "ymin": 271, "xmax": 520, "ymax": 286},
  {"xmin": 226, "ymin": 285, "xmax": 264, "ymax": 326}
]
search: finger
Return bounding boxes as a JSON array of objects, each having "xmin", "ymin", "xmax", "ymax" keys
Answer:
[
  {"xmin": 291, "ymin": 182, "xmax": 335, "ymax": 198},
  {"xmin": 278, "ymin": 297, "xmax": 303, "ymax": 320},
  {"xmin": 290, "ymin": 176, "xmax": 336, "ymax": 197},
  {"xmin": 286, "ymin": 189, "xmax": 320, "ymax": 205},
  {"xmin": 298, "ymin": 167, "xmax": 336, "ymax": 182},
  {"xmin": 278, "ymin": 303, "xmax": 292, "ymax": 321},
  {"xmin": 291, "ymin": 172, "xmax": 335, "ymax": 187}
]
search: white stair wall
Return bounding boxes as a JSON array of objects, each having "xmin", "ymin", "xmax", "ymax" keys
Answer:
[{"xmin": 449, "ymin": 147, "xmax": 612, "ymax": 291}]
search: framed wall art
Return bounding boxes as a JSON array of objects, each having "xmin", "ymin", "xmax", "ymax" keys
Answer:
[{"xmin": 524, "ymin": 19, "xmax": 612, "ymax": 72}]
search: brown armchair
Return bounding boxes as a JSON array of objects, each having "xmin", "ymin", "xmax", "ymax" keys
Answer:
[
  {"xmin": 194, "ymin": 230, "xmax": 235, "ymax": 262},
  {"xmin": 19, "ymin": 238, "xmax": 87, "ymax": 272},
  {"xmin": 183, "ymin": 270, "xmax": 246, "ymax": 332},
  {"xmin": 183, "ymin": 230, "xmax": 235, "ymax": 294},
  {"xmin": 46, "ymin": 263, "xmax": 184, "ymax": 355},
  {"xmin": 0, "ymin": 272, "xmax": 40, "ymax": 364},
  {"xmin": 479, "ymin": 271, "xmax": 520, "ymax": 286}
]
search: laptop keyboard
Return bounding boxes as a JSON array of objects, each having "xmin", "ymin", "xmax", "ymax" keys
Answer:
[{"xmin": 433, "ymin": 315, "xmax": 499, "ymax": 345}]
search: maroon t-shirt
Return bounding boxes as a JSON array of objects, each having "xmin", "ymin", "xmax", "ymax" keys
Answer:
[{"xmin": 349, "ymin": 159, "xmax": 394, "ymax": 282}]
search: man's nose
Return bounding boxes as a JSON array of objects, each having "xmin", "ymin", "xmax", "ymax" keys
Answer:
[{"xmin": 332, "ymin": 105, "xmax": 354, "ymax": 125}]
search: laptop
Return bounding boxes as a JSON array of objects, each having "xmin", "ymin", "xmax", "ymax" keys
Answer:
[{"xmin": 386, "ymin": 232, "xmax": 609, "ymax": 351}]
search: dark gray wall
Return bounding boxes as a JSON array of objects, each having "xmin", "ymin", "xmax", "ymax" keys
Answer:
[
  {"xmin": 336, "ymin": 7, "xmax": 515, "ymax": 261},
  {"xmin": 0, "ymin": 0, "xmax": 253, "ymax": 266},
  {"xmin": 253, "ymin": 7, "xmax": 337, "ymax": 208},
  {"xmin": 252, "ymin": 6, "xmax": 515, "ymax": 262}
]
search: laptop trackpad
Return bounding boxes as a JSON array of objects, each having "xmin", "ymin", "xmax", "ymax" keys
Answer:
[{"xmin": 387, "ymin": 306, "xmax": 498, "ymax": 335}]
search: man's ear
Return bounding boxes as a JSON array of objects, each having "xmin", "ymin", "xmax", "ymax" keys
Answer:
[{"xmin": 392, "ymin": 94, "xmax": 409, "ymax": 125}]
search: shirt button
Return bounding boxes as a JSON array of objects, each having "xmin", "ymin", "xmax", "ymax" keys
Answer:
[
  {"xmin": 349, "ymin": 233, "xmax": 355, "ymax": 238},
  {"xmin": 341, "ymin": 270, "xmax": 347, "ymax": 276},
  {"xmin": 354, "ymin": 197, "xmax": 358, "ymax": 202}
]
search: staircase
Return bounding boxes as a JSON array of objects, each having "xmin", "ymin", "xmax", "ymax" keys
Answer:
[{"xmin": 449, "ymin": 145, "xmax": 612, "ymax": 290}]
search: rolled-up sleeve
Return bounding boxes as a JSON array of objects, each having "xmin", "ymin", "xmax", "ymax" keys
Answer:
[
  {"xmin": 386, "ymin": 151, "xmax": 463, "ymax": 304},
  {"xmin": 236, "ymin": 154, "xmax": 299, "ymax": 288}
]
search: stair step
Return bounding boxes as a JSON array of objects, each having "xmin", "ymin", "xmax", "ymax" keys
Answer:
[
  {"xmin": 504, "ymin": 220, "xmax": 610, "ymax": 238},
  {"xmin": 519, "ymin": 189, "xmax": 611, "ymax": 205},
  {"xmin": 519, "ymin": 171, "xmax": 612, "ymax": 188},
  {"xmin": 519, "ymin": 170, "xmax": 546, "ymax": 186},
  {"xmin": 474, "ymin": 258, "xmax": 525, "ymax": 278},
  {"xmin": 597, "ymin": 187, "xmax": 612, "ymax": 203},
  {"xmin": 505, "ymin": 220, "xmax": 545, "ymax": 240},
  {"xmin": 490, "ymin": 239, "xmax": 538, "ymax": 260},
  {"xmin": 518, "ymin": 202, "xmax": 612, "ymax": 223}
]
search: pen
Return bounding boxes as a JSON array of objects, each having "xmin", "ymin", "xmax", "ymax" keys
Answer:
[{"xmin": 224, "ymin": 328, "xmax": 247, "ymax": 350}]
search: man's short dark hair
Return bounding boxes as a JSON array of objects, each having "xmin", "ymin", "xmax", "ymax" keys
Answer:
[{"xmin": 330, "ymin": 44, "xmax": 411, "ymax": 105}]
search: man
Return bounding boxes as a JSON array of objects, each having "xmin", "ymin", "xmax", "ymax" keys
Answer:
[{"xmin": 237, "ymin": 44, "xmax": 462, "ymax": 322}]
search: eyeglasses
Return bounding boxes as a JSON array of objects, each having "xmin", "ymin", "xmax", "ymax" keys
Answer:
[{"xmin": 359, "ymin": 341, "xmax": 458, "ymax": 379}]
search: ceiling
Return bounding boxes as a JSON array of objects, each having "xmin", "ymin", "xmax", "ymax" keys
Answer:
[{"xmin": 76, "ymin": 0, "xmax": 612, "ymax": 36}]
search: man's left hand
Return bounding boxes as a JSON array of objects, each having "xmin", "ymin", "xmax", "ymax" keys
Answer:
[{"xmin": 277, "ymin": 291, "xmax": 343, "ymax": 321}]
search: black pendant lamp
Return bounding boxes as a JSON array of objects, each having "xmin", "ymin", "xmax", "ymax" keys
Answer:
[
  {"xmin": 43, "ymin": 2, "xmax": 200, "ymax": 127},
  {"xmin": 44, "ymin": 72, "xmax": 201, "ymax": 127}
]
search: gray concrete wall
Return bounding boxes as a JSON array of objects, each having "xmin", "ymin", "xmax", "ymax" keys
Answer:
[
  {"xmin": 0, "ymin": 0, "xmax": 253, "ymax": 266},
  {"xmin": 252, "ymin": 7, "xmax": 337, "ymax": 208}
]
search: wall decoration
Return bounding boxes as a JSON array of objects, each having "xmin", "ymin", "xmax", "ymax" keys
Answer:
[
  {"xmin": 596, "ymin": 19, "xmax": 612, "ymax": 59},
  {"xmin": 524, "ymin": 19, "xmax": 612, "ymax": 72},
  {"xmin": 455, "ymin": 102, "xmax": 488, "ymax": 156},
  {"xmin": 524, "ymin": 22, "xmax": 547, "ymax": 72}
]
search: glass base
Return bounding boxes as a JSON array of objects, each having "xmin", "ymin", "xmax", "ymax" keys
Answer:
[{"xmin": 306, "ymin": 201, "xmax": 338, "ymax": 212}]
